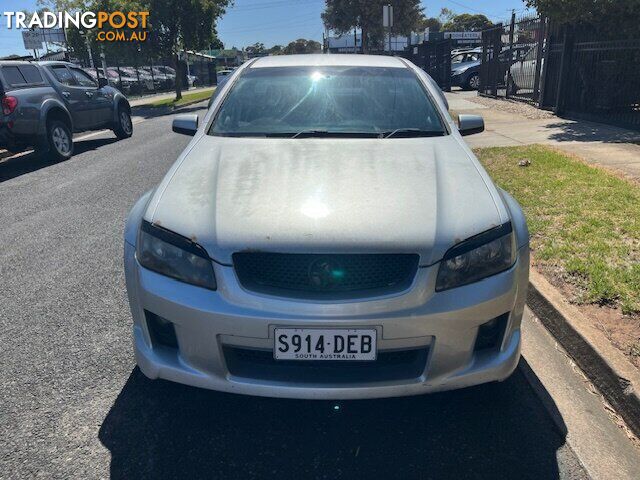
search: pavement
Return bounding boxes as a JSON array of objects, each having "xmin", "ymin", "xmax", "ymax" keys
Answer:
[
  {"xmin": 447, "ymin": 90, "xmax": 640, "ymax": 180},
  {"xmin": 0, "ymin": 103, "xmax": 638, "ymax": 479}
]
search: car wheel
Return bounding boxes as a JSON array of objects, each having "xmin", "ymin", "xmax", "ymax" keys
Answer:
[
  {"xmin": 466, "ymin": 73, "xmax": 480, "ymax": 90},
  {"xmin": 46, "ymin": 120, "xmax": 73, "ymax": 161},
  {"xmin": 113, "ymin": 107, "xmax": 133, "ymax": 139}
]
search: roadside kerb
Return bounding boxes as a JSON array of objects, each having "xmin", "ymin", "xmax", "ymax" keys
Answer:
[{"xmin": 527, "ymin": 268, "xmax": 640, "ymax": 438}]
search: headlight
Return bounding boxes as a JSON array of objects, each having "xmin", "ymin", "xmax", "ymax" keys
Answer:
[
  {"xmin": 436, "ymin": 223, "xmax": 516, "ymax": 291},
  {"xmin": 136, "ymin": 220, "xmax": 216, "ymax": 290}
]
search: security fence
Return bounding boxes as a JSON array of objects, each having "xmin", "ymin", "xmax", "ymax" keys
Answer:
[
  {"xmin": 402, "ymin": 39, "xmax": 452, "ymax": 91},
  {"xmin": 479, "ymin": 14, "xmax": 640, "ymax": 130}
]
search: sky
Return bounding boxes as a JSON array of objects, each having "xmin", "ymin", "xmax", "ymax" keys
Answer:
[{"xmin": 0, "ymin": 0, "xmax": 533, "ymax": 57}]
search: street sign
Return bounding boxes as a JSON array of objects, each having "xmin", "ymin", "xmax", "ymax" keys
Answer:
[
  {"xmin": 39, "ymin": 28, "xmax": 66, "ymax": 44},
  {"xmin": 382, "ymin": 4, "xmax": 393, "ymax": 28},
  {"xmin": 444, "ymin": 32, "xmax": 482, "ymax": 40},
  {"xmin": 22, "ymin": 30, "xmax": 43, "ymax": 50}
]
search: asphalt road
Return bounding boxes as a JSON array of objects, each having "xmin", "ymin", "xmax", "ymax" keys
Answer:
[{"xmin": 0, "ymin": 105, "xmax": 588, "ymax": 479}]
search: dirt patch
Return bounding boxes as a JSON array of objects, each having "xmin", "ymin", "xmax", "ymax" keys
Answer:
[{"xmin": 535, "ymin": 260, "xmax": 640, "ymax": 369}]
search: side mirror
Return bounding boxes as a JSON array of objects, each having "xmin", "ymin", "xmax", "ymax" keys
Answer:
[
  {"xmin": 97, "ymin": 77, "xmax": 108, "ymax": 88},
  {"xmin": 458, "ymin": 114, "xmax": 484, "ymax": 136},
  {"xmin": 172, "ymin": 114, "xmax": 199, "ymax": 136}
]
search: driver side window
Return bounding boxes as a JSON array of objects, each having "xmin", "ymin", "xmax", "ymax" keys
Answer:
[{"xmin": 70, "ymin": 68, "xmax": 98, "ymax": 88}]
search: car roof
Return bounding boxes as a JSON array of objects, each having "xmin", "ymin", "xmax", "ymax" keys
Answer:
[
  {"xmin": 37, "ymin": 61, "xmax": 75, "ymax": 67},
  {"xmin": 0, "ymin": 60, "xmax": 37, "ymax": 66},
  {"xmin": 250, "ymin": 54, "xmax": 407, "ymax": 69}
]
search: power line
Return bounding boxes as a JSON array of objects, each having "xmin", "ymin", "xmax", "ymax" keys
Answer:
[
  {"xmin": 219, "ymin": 12, "xmax": 319, "ymax": 34},
  {"xmin": 218, "ymin": 20, "xmax": 316, "ymax": 37},
  {"xmin": 444, "ymin": 0, "xmax": 505, "ymax": 20},
  {"xmin": 227, "ymin": 0, "xmax": 322, "ymax": 13}
]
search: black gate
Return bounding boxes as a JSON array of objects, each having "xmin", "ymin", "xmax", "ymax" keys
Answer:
[
  {"xmin": 479, "ymin": 15, "xmax": 546, "ymax": 104},
  {"xmin": 407, "ymin": 39, "xmax": 452, "ymax": 91},
  {"xmin": 479, "ymin": 13, "xmax": 640, "ymax": 130}
]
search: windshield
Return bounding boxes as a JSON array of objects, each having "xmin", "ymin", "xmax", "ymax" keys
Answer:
[{"xmin": 208, "ymin": 66, "xmax": 446, "ymax": 137}]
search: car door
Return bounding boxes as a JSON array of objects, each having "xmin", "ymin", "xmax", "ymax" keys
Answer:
[
  {"xmin": 69, "ymin": 67, "xmax": 113, "ymax": 128},
  {"xmin": 48, "ymin": 64, "xmax": 91, "ymax": 130}
]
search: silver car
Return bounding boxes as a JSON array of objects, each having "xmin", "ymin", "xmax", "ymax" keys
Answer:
[{"xmin": 124, "ymin": 54, "xmax": 529, "ymax": 399}]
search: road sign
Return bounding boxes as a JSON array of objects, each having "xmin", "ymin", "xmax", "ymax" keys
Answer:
[
  {"xmin": 382, "ymin": 4, "xmax": 393, "ymax": 28},
  {"xmin": 22, "ymin": 30, "xmax": 43, "ymax": 50},
  {"xmin": 39, "ymin": 28, "xmax": 66, "ymax": 44}
]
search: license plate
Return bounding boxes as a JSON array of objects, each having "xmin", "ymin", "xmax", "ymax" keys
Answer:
[{"xmin": 274, "ymin": 328, "xmax": 377, "ymax": 361}]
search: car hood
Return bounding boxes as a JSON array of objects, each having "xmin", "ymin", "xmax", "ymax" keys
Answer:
[{"xmin": 146, "ymin": 135, "xmax": 506, "ymax": 266}]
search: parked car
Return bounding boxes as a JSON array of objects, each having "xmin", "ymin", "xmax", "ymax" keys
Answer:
[
  {"xmin": 140, "ymin": 66, "xmax": 174, "ymax": 90},
  {"xmin": 506, "ymin": 46, "xmax": 539, "ymax": 95},
  {"xmin": 124, "ymin": 54, "xmax": 529, "ymax": 399},
  {"xmin": 451, "ymin": 50, "xmax": 481, "ymax": 90},
  {"xmin": 453, "ymin": 46, "xmax": 531, "ymax": 91},
  {"xmin": 0, "ymin": 61, "xmax": 132, "ymax": 161},
  {"xmin": 119, "ymin": 67, "xmax": 158, "ymax": 92},
  {"xmin": 89, "ymin": 67, "xmax": 142, "ymax": 95}
]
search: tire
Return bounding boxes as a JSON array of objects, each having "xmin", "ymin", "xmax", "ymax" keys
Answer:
[
  {"xmin": 46, "ymin": 119, "xmax": 73, "ymax": 162},
  {"xmin": 465, "ymin": 73, "xmax": 480, "ymax": 91},
  {"xmin": 113, "ymin": 106, "xmax": 133, "ymax": 139}
]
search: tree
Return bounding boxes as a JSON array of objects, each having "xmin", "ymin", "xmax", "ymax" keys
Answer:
[
  {"xmin": 438, "ymin": 7, "xmax": 455, "ymax": 23},
  {"xmin": 39, "ymin": 0, "xmax": 229, "ymax": 99},
  {"xmin": 146, "ymin": 0, "xmax": 230, "ymax": 99},
  {"xmin": 526, "ymin": 0, "xmax": 640, "ymax": 36},
  {"xmin": 209, "ymin": 38, "xmax": 224, "ymax": 50},
  {"xmin": 268, "ymin": 45, "xmax": 284, "ymax": 55},
  {"xmin": 442, "ymin": 13, "xmax": 493, "ymax": 32},
  {"xmin": 322, "ymin": 0, "xmax": 424, "ymax": 53},
  {"xmin": 245, "ymin": 42, "xmax": 266, "ymax": 55},
  {"xmin": 283, "ymin": 39, "xmax": 322, "ymax": 54},
  {"xmin": 417, "ymin": 17, "xmax": 442, "ymax": 33}
]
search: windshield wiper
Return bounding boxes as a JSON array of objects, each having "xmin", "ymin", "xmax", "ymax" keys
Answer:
[
  {"xmin": 291, "ymin": 129, "xmax": 330, "ymax": 139},
  {"xmin": 383, "ymin": 128, "xmax": 445, "ymax": 139},
  {"xmin": 290, "ymin": 130, "xmax": 380, "ymax": 139}
]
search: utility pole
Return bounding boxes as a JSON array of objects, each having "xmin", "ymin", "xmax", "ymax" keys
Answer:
[{"xmin": 80, "ymin": 31, "xmax": 95, "ymax": 69}]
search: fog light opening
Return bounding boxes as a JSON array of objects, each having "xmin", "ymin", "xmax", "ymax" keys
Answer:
[
  {"xmin": 145, "ymin": 311, "xmax": 178, "ymax": 350},
  {"xmin": 474, "ymin": 313, "xmax": 509, "ymax": 352}
]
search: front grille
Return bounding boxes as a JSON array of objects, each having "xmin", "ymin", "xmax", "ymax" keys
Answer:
[
  {"xmin": 233, "ymin": 253, "xmax": 419, "ymax": 299},
  {"xmin": 223, "ymin": 346, "xmax": 429, "ymax": 384}
]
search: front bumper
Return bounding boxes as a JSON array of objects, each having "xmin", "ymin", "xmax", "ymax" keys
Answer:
[{"xmin": 124, "ymin": 242, "xmax": 529, "ymax": 399}]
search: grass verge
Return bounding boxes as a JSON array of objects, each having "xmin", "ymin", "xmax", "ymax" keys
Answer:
[
  {"xmin": 475, "ymin": 145, "xmax": 640, "ymax": 315},
  {"xmin": 146, "ymin": 88, "xmax": 215, "ymax": 108}
]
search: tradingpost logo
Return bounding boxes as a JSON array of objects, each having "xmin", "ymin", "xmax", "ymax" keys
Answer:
[{"xmin": 2, "ymin": 10, "xmax": 150, "ymax": 42}]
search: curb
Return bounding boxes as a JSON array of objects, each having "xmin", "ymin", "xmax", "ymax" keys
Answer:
[
  {"xmin": 131, "ymin": 92, "xmax": 214, "ymax": 111},
  {"xmin": 527, "ymin": 269, "xmax": 640, "ymax": 438}
]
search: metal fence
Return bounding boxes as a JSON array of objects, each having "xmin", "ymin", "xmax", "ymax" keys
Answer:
[
  {"xmin": 479, "ymin": 14, "xmax": 546, "ymax": 103},
  {"xmin": 479, "ymin": 14, "xmax": 640, "ymax": 130},
  {"xmin": 403, "ymin": 39, "xmax": 452, "ymax": 91}
]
